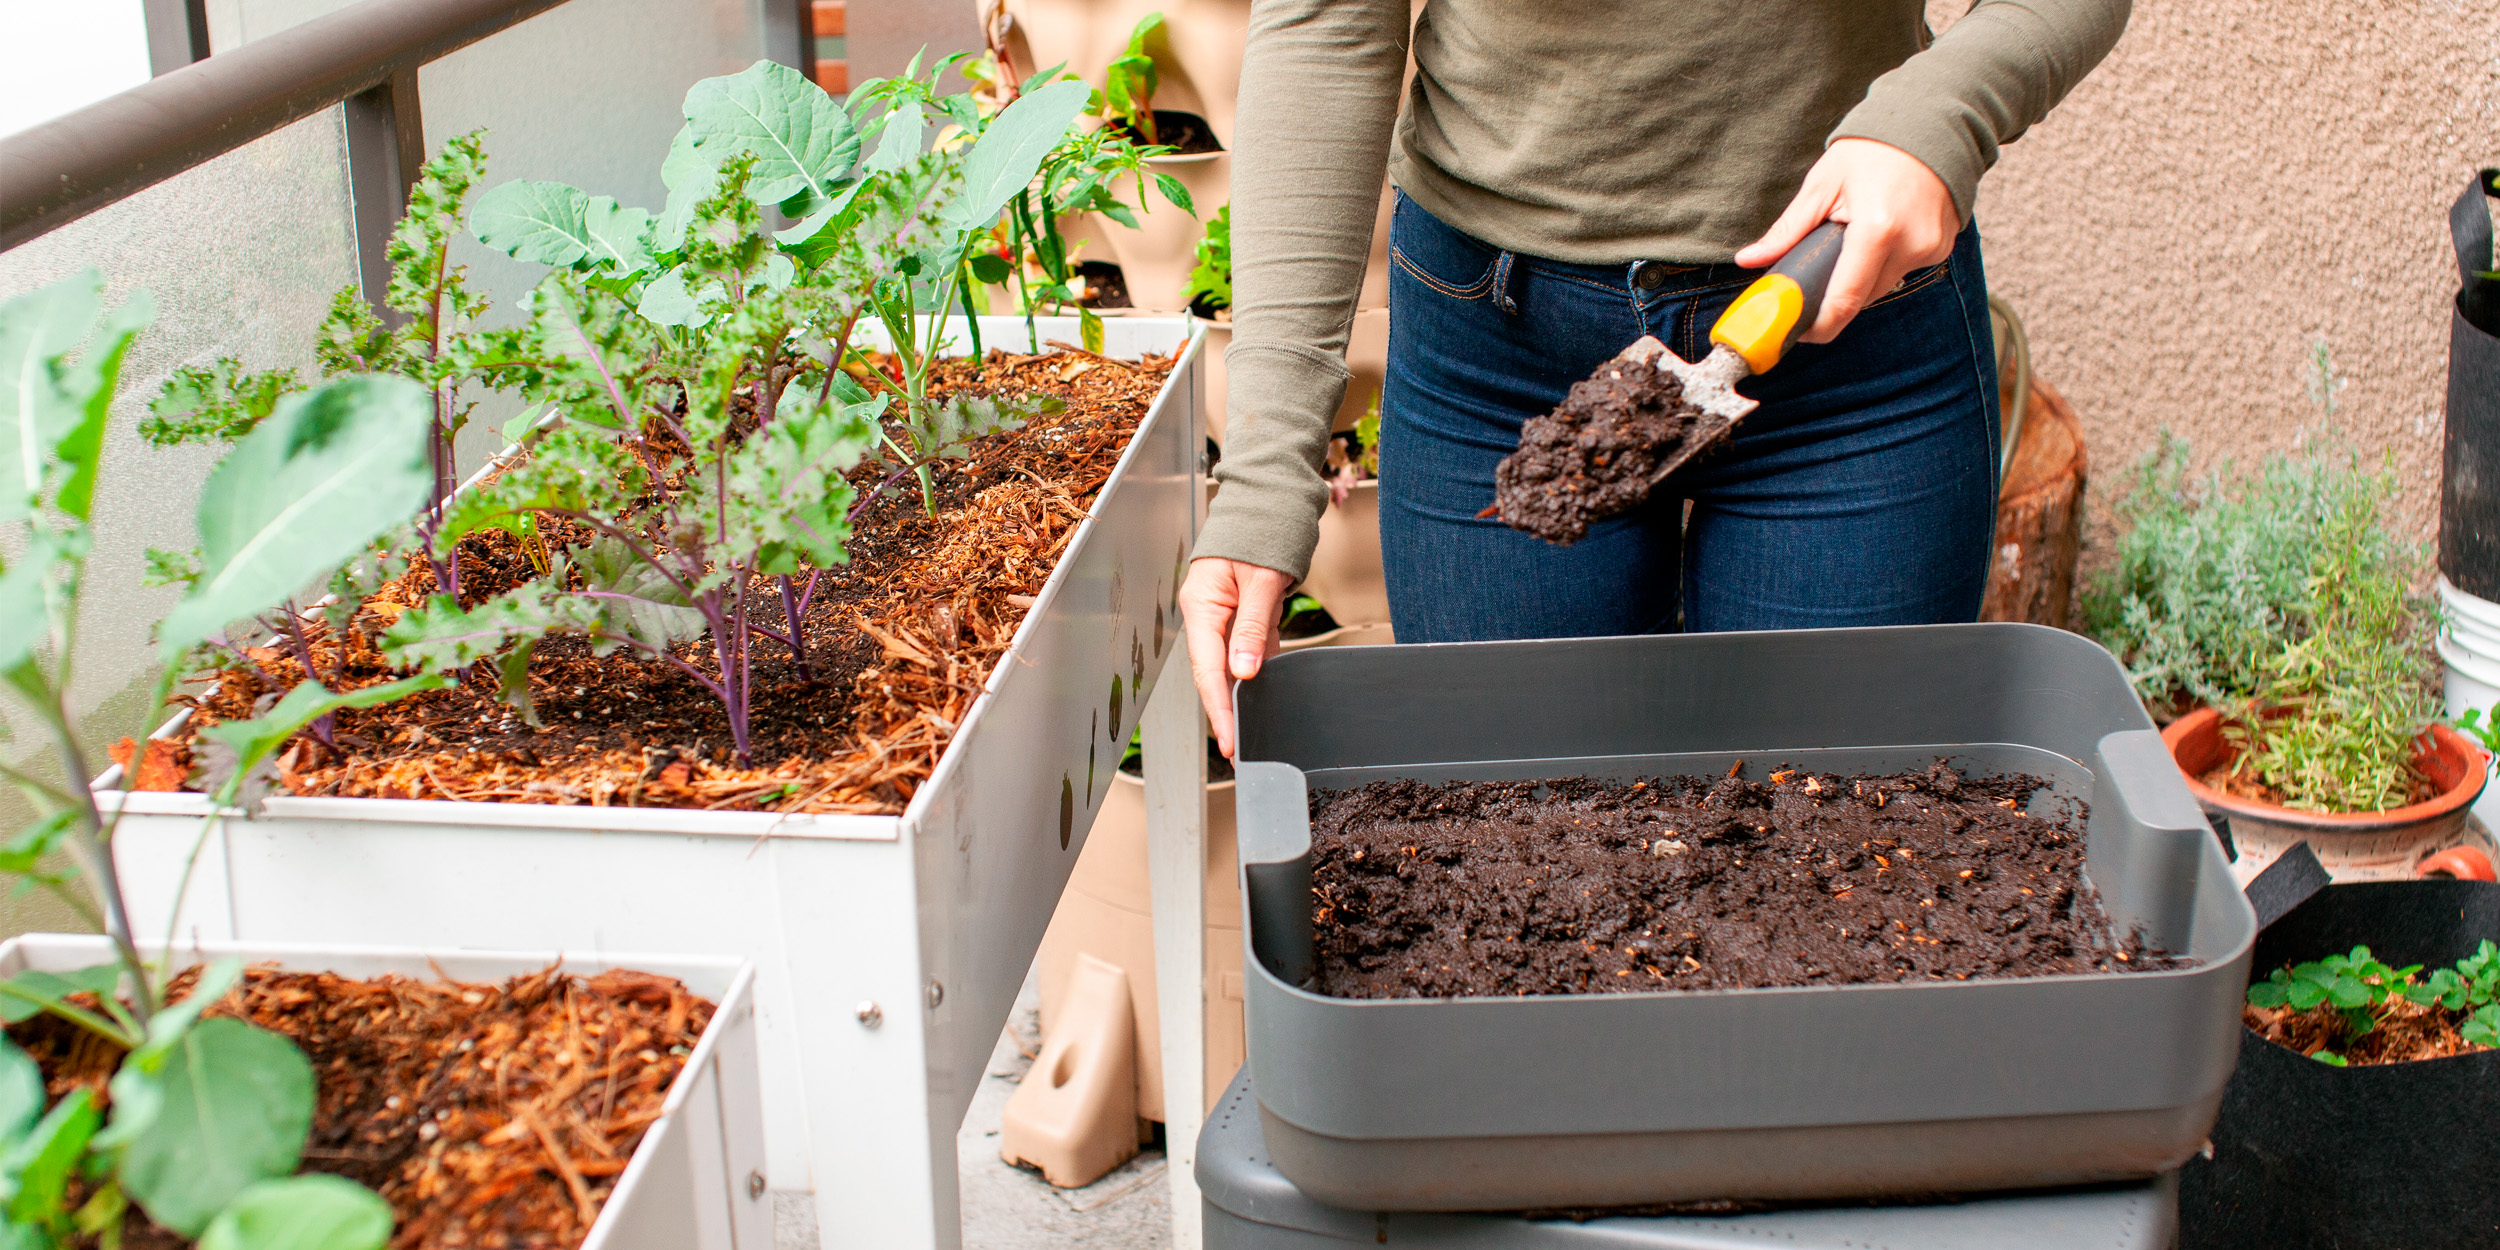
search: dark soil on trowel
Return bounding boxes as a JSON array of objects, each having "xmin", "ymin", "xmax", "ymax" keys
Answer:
[
  {"xmin": 1493, "ymin": 355, "xmax": 1722, "ymax": 546},
  {"xmin": 13, "ymin": 964, "xmax": 713, "ymax": 1248},
  {"xmin": 1308, "ymin": 763, "xmax": 2182, "ymax": 999},
  {"xmin": 147, "ymin": 347, "xmax": 1172, "ymax": 816}
]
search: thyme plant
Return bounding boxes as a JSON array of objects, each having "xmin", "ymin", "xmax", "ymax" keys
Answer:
[{"xmin": 2084, "ymin": 434, "xmax": 2435, "ymax": 811}]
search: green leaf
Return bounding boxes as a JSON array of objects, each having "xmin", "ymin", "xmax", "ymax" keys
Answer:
[
  {"xmin": 581, "ymin": 196, "xmax": 657, "ymax": 275},
  {"xmin": 967, "ymin": 252, "xmax": 1013, "ymax": 285},
  {"xmin": 115, "ymin": 1018, "xmax": 315, "ymax": 1238},
  {"xmin": 862, "ymin": 102, "xmax": 925, "ymax": 175},
  {"xmin": 472, "ymin": 180, "xmax": 594, "ymax": 267},
  {"xmin": 0, "ymin": 1039, "xmax": 41, "ymax": 1143},
  {"xmin": 157, "ymin": 375, "xmax": 436, "ymax": 658},
  {"xmin": 570, "ymin": 539, "xmax": 708, "ymax": 653},
  {"xmin": 2286, "ymin": 981, "xmax": 2328, "ymax": 1011},
  {"xmin": 380, "ymin": 584, "xmax": 612, "ymax": 675},
  {"xmin": 0, "ymin": 964, "xmax": 122, "ymax": 1026},
  {"xmin": 199, "ymin": 1175, "xmax": 393, "ymax": 1250},
  {"xmin": 144, "ymin": 360, "xmax": 301, "ymax": 449},
  {"xmin": 0, "ymin": 535, "xmax": 67, "ymax": 687},
  {"xmin": 655, "ymin": 124, "xmax": 726, "ymax": 253},
  {"xmin": 0, "ymin": 269, "xmax": 152, "ymax": 523},
  {"xmin": 945, "ymin": 80, "xmax": 1091, "ymax": 232},
  {"xmin": 1152, "ymin": 170, "xmax": 1195, "ymax": 217},
  {"xmin": 2, "ymin": 1086, "xmax": 97, "ymax": 1224},
  {"xmin": 637, "ymin": 267, "xmax": 719, "ymax": 328},
  {"xmin": 192, "ymin": 676, "xmax": 450, "ymax": 804},
  {"xmin": 2310, "ymin": 1049, "xmax": 2348, "ymax": 1066},
  {"xmin": 683, "ymin": 60, "xmax": 860, "ymax": 208},
  {"xmin": 2326, "ymin": 978, "xmax": 2371, "ymax": 1009},
  {"xmin": 2464, "ymin": 1004, "xmax": 2500, "ymax": 1048},
  {"xmin": 1081, "ymin": 306, "xmax": 1105, "ymax": 356}
]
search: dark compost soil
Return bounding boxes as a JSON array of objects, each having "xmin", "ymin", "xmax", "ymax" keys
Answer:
[
  {"xmin": 1493, "ymin": 354, "xmax": 1723, "ymax": 546},
  {"xmin": 143, "ymin": 347, "xmax": 1172, "ymax": 816},
  {"xmin": 1107, "ymin": 110, "xmax": 1223, "ymax": 156},
  {"xmin": 12, "ymin": 964, "xmax": 713, "ymax": 1248},
  {"xmin": 1308, "ymin": 764, "xmax": 2180, "ymax": 999}
]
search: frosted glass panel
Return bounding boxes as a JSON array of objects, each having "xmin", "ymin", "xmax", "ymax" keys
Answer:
[
  {"xmin": 0, "ymin": 108, "xmax": 358, "ymax": 935},
  {"xmin": 422, "ymin": 0, "xmax": 774, "ymax": 466}
]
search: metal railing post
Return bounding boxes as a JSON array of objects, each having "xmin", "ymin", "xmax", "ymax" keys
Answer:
[
  {"xmin": 142, "ymin": 0, "xmax": 211, "ymax": 78},
  {"xmin": 343, "ymin": 66, "xmax": 426, "ymax": 317}
]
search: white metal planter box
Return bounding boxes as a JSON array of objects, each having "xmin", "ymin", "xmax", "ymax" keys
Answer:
[
  {"xmin": 0, "ymin": 936, "xmax": 763, "ymax": 1249},
  {"xmin": 100, "ymin": 315, "xmax": 1204, "ymax": 1248}
]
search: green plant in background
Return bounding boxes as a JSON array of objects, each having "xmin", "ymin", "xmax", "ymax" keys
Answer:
[
  {"xmin": 2083, "ymin": 433, "xmax": 2435, "ymax": 811},
  {"xmin": 1101, "ymin": 13, "xmax": 1164, "ymax": 146},
  {"xmin": 2247, "ymin": 941, "xmax": 2500, "ymax": 1064},
  {"xmin": 1185, "ymin": 203, "xmax": 1231, "ymax": 314},
  {"xmin": 2, "ymin": 272, "xmax": 410, "ymax": 1248}
]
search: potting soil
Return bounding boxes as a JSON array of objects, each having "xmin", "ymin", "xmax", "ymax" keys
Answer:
[
  {"xmin": 2241, "ymin": 997, "xmax": 2487, "ymax": 1065},
  {"xmin": 159, "ymin": 348, "xmax": 1171, "ymax": 816},
  {"xmin": 1493, "ymin": 355, "xmax": 1723, "ymax": 545},
  {"xmin": 11, "ymin": 964, "xmax": 713, "ymax": 1248},
  {"xmin": 1309, "ymin": 764, "xmax": 2177, "ymax": 998}
]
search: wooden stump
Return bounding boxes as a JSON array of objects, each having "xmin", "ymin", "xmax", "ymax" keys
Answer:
[{"xmin": 1980, "ymin": 376, "xmax": 2087, "ymax": 627}]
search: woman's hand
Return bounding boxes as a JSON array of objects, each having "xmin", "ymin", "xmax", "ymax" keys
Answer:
[
  {"xmin": 1735, "ymin": 138, "xmax": 1959, "ymax": 345},
  {"xmin": 1179, "ymin": 556, "xmax": 1297, "ymax": 758}
]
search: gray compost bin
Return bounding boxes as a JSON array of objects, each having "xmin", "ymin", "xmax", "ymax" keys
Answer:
[
  {"xmin": 1198, "ymin": 1068, "xmax": 2181, "ymax": 1249},
  {"xmin": 1231, "ymin": 624, "xmax": 2255, "ymax": 1211}
]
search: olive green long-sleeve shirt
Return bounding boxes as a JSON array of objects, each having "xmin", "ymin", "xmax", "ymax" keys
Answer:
[{"xmin": 1199, "ymin": 0, "xmax": 2130, "ymax": 580}]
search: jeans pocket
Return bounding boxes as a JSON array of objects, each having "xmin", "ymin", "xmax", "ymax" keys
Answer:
[
  {"xmin": 1389, "ymin": 193, "xmax": 1500, "ymax": 301},
  {"xmin": 1868, "ymin": 257, "xmax": 1952, "ymax": 309}
]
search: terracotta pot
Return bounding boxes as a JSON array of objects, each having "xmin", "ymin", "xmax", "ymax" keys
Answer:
[{"xmin": 2161, "ymin": 707, "xmax": 2490, "ymax": 884}]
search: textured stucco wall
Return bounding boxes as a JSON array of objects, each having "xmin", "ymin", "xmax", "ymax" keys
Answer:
[{"xmin": 1948, "ymin": 0, "xmax": 2500, "ymax": 559}]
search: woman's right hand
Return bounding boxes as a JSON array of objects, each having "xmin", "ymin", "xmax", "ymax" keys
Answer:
[{"xmin": 1179, "ymin": 556, "xmax": 1298, "ymax": 758}]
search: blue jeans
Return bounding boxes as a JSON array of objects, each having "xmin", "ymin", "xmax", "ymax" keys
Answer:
[{"xmin": 1379, "ymin": 192, "xmax": 2001, "ymax": 642}]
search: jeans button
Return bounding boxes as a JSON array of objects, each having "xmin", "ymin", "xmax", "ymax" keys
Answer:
[{"xmin": 1633, "ymin": 261, "xmax": 1669, "ymax": 291}]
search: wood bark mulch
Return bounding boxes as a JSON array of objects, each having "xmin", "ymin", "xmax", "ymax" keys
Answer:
[
  {"xmin": 11, "ymin": 963, "xmax": 715, "ymax": 1248},
  {"xmin": 144, "ymin": 347, "xmax": 1171, "ymax": 816}
]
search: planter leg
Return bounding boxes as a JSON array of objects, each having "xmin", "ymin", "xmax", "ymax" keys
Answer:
[{"xmin": 1144, "ymin": 643, "xmax": 1208, "ymax": 1250}]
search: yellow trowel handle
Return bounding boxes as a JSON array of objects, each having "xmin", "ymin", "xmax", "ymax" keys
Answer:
[{"xmin": 1710, "ymin": 221, "xmax": 1847, "ymax": 375}]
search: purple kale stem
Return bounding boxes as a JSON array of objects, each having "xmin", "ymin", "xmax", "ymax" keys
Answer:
[
  {"xmin": 277, "ymin": 602, "xmax": 336, "ymax": 746},
  {"xmin": 774, "ymin": 575, "xmax": 814, "ymax": 679}
]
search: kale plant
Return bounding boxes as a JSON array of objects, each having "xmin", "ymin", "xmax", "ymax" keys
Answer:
[
  {"xmin": 2, "ymin": 271, "xmax": 426, "ymax": 1246},
  {"xmin": 381, "ymin": 60, "xmax": 1109, "ymax": 762}
]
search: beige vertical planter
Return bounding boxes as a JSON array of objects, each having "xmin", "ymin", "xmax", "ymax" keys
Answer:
[
  {"xmin": 1019, "ymin": 768, "xmax": 1242, "ymax": 1144},
  {"xmin": 1301, "ymin": 479, "xmax": 1389, "ymax": 627}
]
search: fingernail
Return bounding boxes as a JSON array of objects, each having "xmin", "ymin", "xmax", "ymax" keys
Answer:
[{"xmin": 1231, "ymin": 652, "xmax": 1258, "ymax": 677}]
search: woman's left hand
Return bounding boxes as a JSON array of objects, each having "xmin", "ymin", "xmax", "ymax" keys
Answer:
[{"xmin": 1735, "ymin": 138, "xmax": 1960, "ymax": 345}]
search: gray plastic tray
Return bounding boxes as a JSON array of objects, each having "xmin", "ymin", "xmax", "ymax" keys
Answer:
[
  {"xmin": 1232, "ymin": 624, "xmax": 2255, "ymax": 1211},
  {"xmin": 1199, "ymin": 1068, "xmax": 2182, "ymax": 1249}
]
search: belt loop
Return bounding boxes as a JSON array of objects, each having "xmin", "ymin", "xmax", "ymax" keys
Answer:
[{"xmin": 1492, "ymin": 251, "xmax": 1520, "ymax": 316}]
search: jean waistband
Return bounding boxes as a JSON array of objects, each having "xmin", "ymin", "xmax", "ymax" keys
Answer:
[{"xmin": 1400, "ymin": 190, "xmax": 1757, "ymax": 299}]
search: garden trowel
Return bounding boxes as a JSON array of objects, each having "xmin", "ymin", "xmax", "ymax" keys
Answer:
[
  {"xmin": 1491, "ymin": 221, "xmax": 1850, "ymax": 542},
  {"xmin": 1617, "ymin": 219, "xmax": 1848, "ymax": 485}
]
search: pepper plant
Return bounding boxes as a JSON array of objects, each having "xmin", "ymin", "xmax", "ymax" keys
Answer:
[{"xmin": 2, "ymin": 271, "xmax": 432, "ymax": 1247}]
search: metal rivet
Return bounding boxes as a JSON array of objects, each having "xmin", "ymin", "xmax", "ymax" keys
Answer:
[
  {"xmin": 855, "ymin": 1000, "xmax": 883, "ymax": 1028},
  {"xmin": 1634, "ymin": 261, "xmax": 1669, "ymax": 291},
  {"xmin": 748, "ymin": 1169, "xmax": 767, "ymax": 1199},
  {"xmin": 926, "ymin": 978, "xmax": 945, "ymax": 1009}
]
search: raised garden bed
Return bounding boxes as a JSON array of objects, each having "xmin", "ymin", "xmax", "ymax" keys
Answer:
[
  {"xmin": 1227, "ymin": 625, "xmax": 2256, "ymax": 1211},
  {"xmin": 1, "ymin": 937, "xmax": 762, "ymax": 1249},
  {"xmin": 1307, "ymin": 765, "xmax": 2171, "ymax": 1001}
]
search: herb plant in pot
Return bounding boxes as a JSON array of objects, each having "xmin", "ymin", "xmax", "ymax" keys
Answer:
[
  {"xmin": 0, "ymin": 274, "xmax": 764, "ymax": 1248},
  {"xmin": 2088, "ymin": 434, "xmax": 2488, "ymax": 882},
  {"xmin": 88, "ymin": 58, "xmax": 1203, "ymax": 1242}
]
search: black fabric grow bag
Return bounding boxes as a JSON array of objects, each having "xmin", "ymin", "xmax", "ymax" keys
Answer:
[
  {"xmin": 2438, "ymin": 170, "xmax": 2500, "ymax": 596},
  {"xmin": 2178, "ymin": 879, "xmax": 2500, "ymax": 1250}
]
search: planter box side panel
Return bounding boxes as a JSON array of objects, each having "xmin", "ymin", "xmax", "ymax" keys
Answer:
[
  {"xmin": 907, "ymin": 328, "xmax": 1202, "ymax": 1152},
  {"xmin": 0, "ymin": 938, "xmax": 766, "ymax": 1250}
]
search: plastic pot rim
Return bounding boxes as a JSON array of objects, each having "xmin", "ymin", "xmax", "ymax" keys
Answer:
[{"xmin": 2160, "ymin": 707, "xmax": 2490, "ymax": 830}]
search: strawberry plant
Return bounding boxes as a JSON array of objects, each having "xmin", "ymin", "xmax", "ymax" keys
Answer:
[
  {"xmin": 2, "ymin": 271, "xmax": 431, "ymax": 1246},
  {"xmin": 2248, "ymin": 941, "xmax": 2500, "ymax": 1064}
]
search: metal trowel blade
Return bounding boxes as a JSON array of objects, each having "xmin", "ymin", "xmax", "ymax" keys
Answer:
[{"xmin": 1614, "ymin": 335, "xmax": 1757, "ymax": 487}]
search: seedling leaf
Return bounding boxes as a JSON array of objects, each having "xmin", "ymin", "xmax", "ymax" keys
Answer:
[
  {"xmin": 199, "ymin": 1175, "xmax": 392, "ymax": 1250},
  {"xmin": 158, "ymin": 376, "xmax": 436, "ymax": 658},
  {"xmin": 114, "ymin": 1017, "xmax": 315, "ymax": 1237}
]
